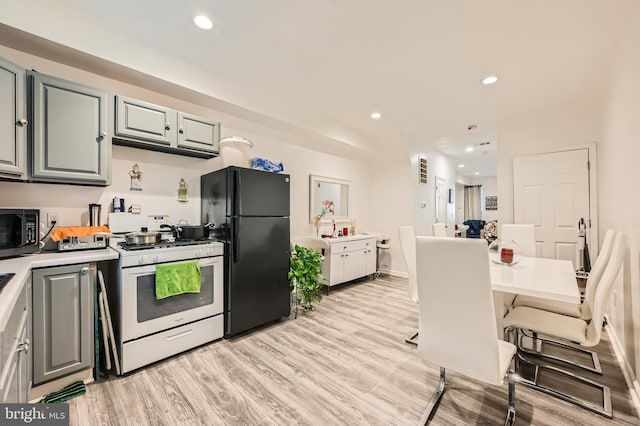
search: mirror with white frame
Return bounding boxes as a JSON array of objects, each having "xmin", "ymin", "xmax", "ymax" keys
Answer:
[{"xmin": 309, "ymin": 175, "xmax": 350, "ymax": 222}]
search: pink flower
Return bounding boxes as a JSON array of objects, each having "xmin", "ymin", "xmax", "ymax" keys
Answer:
[{"xmin": 316, "ymin": 200, "xmax": 335, "ymax": 221}]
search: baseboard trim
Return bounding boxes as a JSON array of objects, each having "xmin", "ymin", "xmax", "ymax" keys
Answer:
[
  {"xmin": 387, "ymin": 270, "xmax": 407, "ymax": 279},
  {"xmin": 604, "ymin": 316, "xmax": 640, "ymax": 418}
]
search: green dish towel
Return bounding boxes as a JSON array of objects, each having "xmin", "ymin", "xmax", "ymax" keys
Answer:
[
  {"xmin": 40, "ymin": 380, "xmax": 86, "ymax": 403},
  {"xmin": 155, "ymin": 261, "xmax": 201, "ymax": 299}
]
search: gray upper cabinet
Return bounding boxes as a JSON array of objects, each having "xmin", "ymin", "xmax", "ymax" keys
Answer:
[
  {"xmin": 29, "ymin": 71, "xmax": 110, "ymax": 185},
  {"xmin": 114, "ymin": 95, "xmax": 219, "ymax": 158},
  {"xmin": 0, "ymin": 57, "xmax": 27, "ymax": 180},
  {"xmin": 177, "ymin": 112, "xmax": 220, "ymax": 153},
  {"xmin": 115, "ymin": 95, "xmax": 175, "ymax": 146},
  {"xmin": 32, "ymin": 264, "xmax": 93, "ymax": 386}
]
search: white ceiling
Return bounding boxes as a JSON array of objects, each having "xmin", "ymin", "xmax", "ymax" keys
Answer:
[{"xmin": 3, "ymin": 1, "xmax": 634, "ymax": 177}]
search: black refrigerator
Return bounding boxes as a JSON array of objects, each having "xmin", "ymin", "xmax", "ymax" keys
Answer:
[{"xmin": 201, "ymin": 167, "xmax": 291, "ymax": 337}]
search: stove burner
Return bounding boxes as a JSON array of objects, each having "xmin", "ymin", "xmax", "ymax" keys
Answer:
[{"xmin": 117, "ymin": 239, "xmax": 215, "ymax": 251}]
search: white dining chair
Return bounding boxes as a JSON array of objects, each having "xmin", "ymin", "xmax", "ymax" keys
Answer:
[
  {"xmin": 503, "ymin": 231, "xmax": 626, "ymax": 419},
  {"xmin": 499, "ymin": 224, "xmax": 536, "ymax": 315},
  {"xmin": 500, "ymin": 224, "xmax": 536, "ymax": 257},
  {"xmin": 416, "ymin": 237, "xmax": 517, "ymax": 425},
  {"xmin": 431, "ymin": 223, "xmax": 447, "ymax": 237},
  {"xmin": 510, "ymin": 229, "xmax": 616, "ymax": 374},
  {"xmin": 398, "ymin": 226, "xmax": 418, "ymax": 345},
  {"xmin": 513, "ymin": 229, "xmax": 615, "ymax": 319}
]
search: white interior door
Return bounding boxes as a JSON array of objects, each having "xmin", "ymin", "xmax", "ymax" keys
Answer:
[
  {"xmin": 435, "ymin": 177, "xmax": 446, "ymax": 225},
  {"xmin": 513, "ymin": 149, "xmax": 590, "ymax": 266}
]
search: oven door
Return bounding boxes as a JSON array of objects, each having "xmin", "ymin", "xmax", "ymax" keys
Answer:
[{"xmin": 120, "ymin": 256, "xmax": 223, "ymax": 341}]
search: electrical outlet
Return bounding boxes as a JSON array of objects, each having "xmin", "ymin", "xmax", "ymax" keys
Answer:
[{"xmin": 47, "ymin": 212, "xmax": 59, "ymax": 226}]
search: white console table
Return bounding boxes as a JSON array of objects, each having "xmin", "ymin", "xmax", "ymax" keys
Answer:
[{"xmin": 321, "ymin": 235, "xmax": 377, "ymax": 287}]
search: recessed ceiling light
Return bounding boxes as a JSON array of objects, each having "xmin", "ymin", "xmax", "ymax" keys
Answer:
[
  {"xmin": 482, "ymin": 75, "xmax": 498, "ymax": 85},
  {"xmin": 465, "ymin": 147, "xmax": 474, "ymax": 153},
  {"xmin": 370, "ymin": 112, "xmax": 382, "ymax": 120},
  {"xmin": 194, "ymin": 15, "xmax": 213, "ymax": 30},
  {"xmin": 474, "ymin": 172, "xmax": 480, "ymax": 175},
  {"xmin": 458, "ymin": 164, "xmax": 465, "ymax": 168}
]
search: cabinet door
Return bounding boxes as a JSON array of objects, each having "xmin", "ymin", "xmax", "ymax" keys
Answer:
[
  {"xmin": 0, "ymin": 311, "xmax": 28, "ymax": 403},
  {"xmin": 343, "ymin": 250, "xmax": 366, "ymax": 283},
  {"xmin": 364, "ymin": 240, "xmax": 377, "ymax": 275},
  {"xmin": 32, "ymin": 264, "xmax": 93, "ymax": 385},
  {"xmin": 30, "ymin": 72, "xmax": 109, "ymax": 184},
  {"xmin": 177, "ymin": 112, "xmax": 219, "ymax": 153},
  {"xmin": 0, "ymin": 57, "xmax": 26, "ymax": 179},
  {"xmin": 115, "ymin": 95, "xmax": 175, "ymax": 146},
  {"xmin": 328, "ymin": 253, "xmax": 344, "ymax": 285}
]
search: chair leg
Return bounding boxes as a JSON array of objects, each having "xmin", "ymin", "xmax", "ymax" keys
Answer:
[
  {"xmin": 505, "ymin": 370, "xmax": 516, "ymax": 426},
  {"xmin": 419, "ymin": 367, "xmax": 446, "ymax": 425},
  {"xmin": 516, "ymin": 351, "xmax": 612, "ymax": 419},
  {"xmin": 518, "ymin": 329, "xmax": 602, "ymax": 374},
  {"xmin": 405, "ymin": 330, "xmax": 418, "ymax": 345}
]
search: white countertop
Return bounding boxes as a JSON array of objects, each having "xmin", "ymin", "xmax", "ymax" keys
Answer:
[
  {"xmin": 322, "ymin": 234, "xmax": 376, "ymax": 243},
  {"xmin": 0, "ymin": 248, "xmax": 119, "ymax": 331}
]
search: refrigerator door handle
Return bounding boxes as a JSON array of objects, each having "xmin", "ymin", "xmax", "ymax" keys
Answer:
[
  {"xmin": 233, "ymin": 169, "xmax": 240, "ymax": 216},
  {"xmin": 233, "ymin": 217, "xmax": 239, "ymax": 263}
]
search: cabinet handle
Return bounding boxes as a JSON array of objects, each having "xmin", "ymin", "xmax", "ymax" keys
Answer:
[
  {"xmin": 17, "ymin": 338, "xmax": 30, "ymax": 353},
  {"xmin": 178, "ymin": 127, "xmax": 184, "ymax": 134},
  {"xmin": 17, "ymin": 118, "xmax": 28, "ymax": 126},
  {"xmin": 101, "ymin": 131, "xmax": 107, "ymax": 137},
  {"xmin": 81, "ymin": 266, "xmax": 89, "ymax": 274},
  {"xmin": 165, "ymin": 123, "xmax": 171, "ymax": 130}
]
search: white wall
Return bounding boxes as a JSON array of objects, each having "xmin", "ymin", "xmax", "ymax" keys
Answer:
[
  {"xmin": 370, "ymin": 149, "xmax": 457, "ymax": 276},
  {"xmin": 0, "ymin": 45, "xmax": 372, "ymax": 241},
  {"xmin": 599, "ymin": 1, "xmax": 640, "ymax": 382}
]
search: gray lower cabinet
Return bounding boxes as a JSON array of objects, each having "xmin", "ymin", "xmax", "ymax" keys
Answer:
[
  {"xmin": 32, "ymin": 264, "xmax": 94, "ymax": 386},
  {"xmin": 29, "ymin": 71, "xmax": 110, "ymax": 185},
  {"xmin": 0, "ymin": 275, "xmax": 32, "ymax": 403},
  {"xmin": 114, "ymin": 95, "xmax": 219, "ymax": 158},
  {"xmin": 0, "ymin": 56, "xmax": 27, "ymax": 180}
]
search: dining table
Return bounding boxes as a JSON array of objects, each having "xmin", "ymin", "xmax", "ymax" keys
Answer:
[{"xmin": 490, "ymin": 255, "xmax": 581, "ymax": 337}]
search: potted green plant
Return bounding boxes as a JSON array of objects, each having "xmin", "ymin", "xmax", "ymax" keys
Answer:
[{"xmin": 288, "ymin": 244, "xmax": 325, "ymax": 313}]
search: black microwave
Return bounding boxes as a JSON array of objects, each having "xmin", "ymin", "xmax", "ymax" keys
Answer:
[{"xmin": 0, "ymin": 209, "xmax": 40, "ymax": 259}]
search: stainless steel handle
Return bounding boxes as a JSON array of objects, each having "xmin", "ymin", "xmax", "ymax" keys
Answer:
[
  {"xmin": 17, "ymin": 118, "xmax": 28, "ymax": 126},
  {"xmin": 166, "ymin": 329, "xmax": 193, "ymax": 341}
]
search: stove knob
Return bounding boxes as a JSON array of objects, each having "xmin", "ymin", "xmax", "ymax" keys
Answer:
[
  {"xmin": 195, "ymin": 250, "xmax": 202, "ymax": 257},
  {"xmin": 138, "ymin": 257, "xmax": 145, "ymax": 265},
  {"xmin": 207, "ymin": 249, "xmax": 214, "ymax": 256},
  {"xmin": 154, "ymin": 254, "xmax": 160, "ymax": 263}
]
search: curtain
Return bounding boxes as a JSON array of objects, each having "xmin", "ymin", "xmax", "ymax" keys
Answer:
[{"xmin": 464, "ymin": 185, "xmax": 483, "ymax": 220}]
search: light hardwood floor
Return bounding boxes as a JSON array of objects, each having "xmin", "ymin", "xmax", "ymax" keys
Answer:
[{"xmin": 69, "ymin": 275, "xmax": 639, "ymax": 425}]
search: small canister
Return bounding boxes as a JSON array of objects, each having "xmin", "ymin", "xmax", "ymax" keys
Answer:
[{"xmin": 113, "ymin": 197, "xmax": 125, "ymax": 213}]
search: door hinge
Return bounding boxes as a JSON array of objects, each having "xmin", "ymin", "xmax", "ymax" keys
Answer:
[
  {"xmin": 587, "ymin": 160, "xmax": 590, "ymax": 171},
  {"xmin": 589, "ymin": 218, "xmax": 592, "ymax": 228}
]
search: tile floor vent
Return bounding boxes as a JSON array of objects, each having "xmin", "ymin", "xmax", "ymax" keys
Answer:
[{"xmin": 419, "ymin": 157, "xmax": 428, "ymax": 184}]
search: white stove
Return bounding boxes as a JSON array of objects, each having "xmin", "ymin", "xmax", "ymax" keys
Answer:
[
  {"xmin": 111, "ymin": 238, "xmax": 223, "ymax": 267},
  {"xmin": 105, "ymin": 213, "xmax": 225, "ymax": 374}
]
